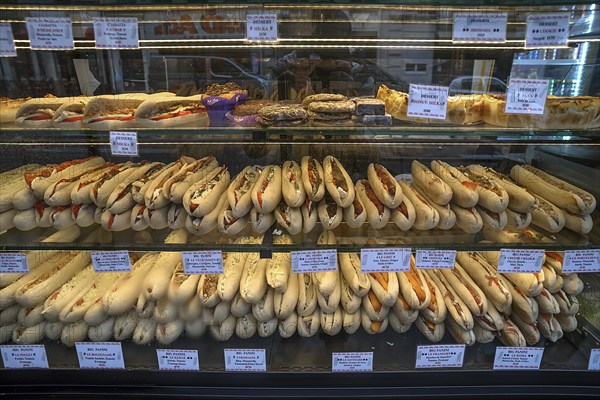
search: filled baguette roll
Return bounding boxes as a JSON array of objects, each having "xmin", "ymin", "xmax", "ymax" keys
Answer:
[
  {"xmin": 537, "ymin": 312, "xmax": 563, "ymax": 342},
  {"xmin": 446, "ymin": 313, "xmax": 476, "ymax": 346},
  {"xmin": 456, "ymin": 252, "xmax": 512, "ymax": 314},
  {"xmin": 474, "ymin": 304, "xmax": 504, "ymax": 332},
  {"xmin": 218, "ymin": 199, "xmax": 249, "ymax": 236},
  {"xmin": 510, "ymin": 164, "xmax": 596, "ymax": 215},
  {"xmin": 440, "ymin": 263, "xmax": 488, "ymax": 316},
  {"xmin": 466, "ymin": 164, "xmax": 536, "ymax": 213},
  {"xmin": 459, "ymin": 167, "xmax": 509, "ymax": 213},
  {"xmin": 391, "ymin": 196, "xmax": 416, "ymax": 231},
  {"xmin": 555, "ymin": 314, "xmax": 577, "ymax": 332},
  {"xmin": 186, "ymin": 191, "xmax": 228, "ymax": 236},
  {"xmin": 275, "ymin": 201, "xmax": 302, "ymax": 235},
  {"xmin": 218, "ymin": 237, "xmax": 258, "ymax": 302},
  {"xmin": 321, "ymin": 307, "xmax": 343, "ymax": 336},
  {"xmin": 431, "ymin": 160, "xmax": 479, "ymax": 208},
  {"xmin": 388, "ymin": 311, "xmax": 412, "ymax": 334},
  {"xmin": 563, "ymin": 211, "xmax": 593, "ymax": 235},
  {"xmin": 60, "ymin": 272, "xmax": 120, "ymax": 323},
  {"xmin": 133, "ymin": 318, "xmax": 157, "ymax": 345},
  {"xmin": 338, "ymin": 251, "xmax": 370, "ymax": 297},
  {"xmin": 413, "ymin": 185, "xmax": 456, "ymax": 230},
  {"xmin": 412, "ymin": 160, "xmax": 452, "ymax": 206},
  {"xmin": 70, "ymin": 164, "xmax": 119, "ymax": 206},
  {"xmin": 317, "ymin": 195, "xmax": 343, "ymax": 230},
  {"xmin": 420, "ymin": 271, "xmax": 447, "ymax": 324},
  {"xmin": 134, "ymin": 95, "xmax": 208, "ymax": 128},
  {"xmin": 168, "ymin": 262, "xmax": 201, "ymax": 306},
  {"xmin": 278, "ymin": 312, "xmax": 298, "ymax": 338},
  {"xmin": 235, "ymin": 313, "xmax": 258, "ymax": 339},
  {"xmin": 252, "ymin": 287, "xmax": 275, "ymax": 322},
  {"xmin": 100, "ymin": 208, "xmax": 132, "ymax": 232},
  {"xmin": 268, "ymin": 234, "xmax": 293, "ymax": 292},
  {"xmin": 42, "ymin": 265, "xmax": 95, "ymax": 322},
  {"xmin": 362, "ymin": 309, "xmax": 389, "ymax": 335},
  {"xmin": 342, "ymin": 310, "xmax": 361, "ymax": 334},
  {"xmin": 227, "ymin": 165, "xmax": 260, "ymax": 218},
  {"xmin": 343, "ymin": 193, "xmax": 367, "ymax": 229},
  {"xmin": 340, "ymin": 272, "xmax": 362, "ymax": 314},
  {"xmin": 273, "ymin": 269, "xmax": 299, "ymax": 319},
  {"xmin": 16, "ymin": 97, "xmax": 66, "ymax": 128},
  {"xmin": 415, "ymin": 314, "xmax": 444, "ymax": 342},
  {"xmin": 258, "ymin": 317, "xmax": 278, "ymax": 338},
  {"xmin": 12, "ymin": 186, "xmax": 37, "ymax": 211},
  {"xmin": 297, "ymin": 273, "xmax": 318, "ymax": 317},
  {"xmin": 508, "ymin": 312, "xmax": 540, "ymax": 346},
  {"xmin": 541, "ymin": 263, "xmax": 560, "ymax": 293},
  {"xmin": 316, "ymin": 274, "xmax": 341, "ymax": 313},
  {"xmin": 114, "ymin": 309, "xmax": 139, "ymax": 339},
  {"xmin": 530, "ymin": 194, "xmax": 566, "ymax": 233},
  {"xmin": 230, "ymin": 292, "xmax": 251, "ymax": 318},
  {"xmin": 208, "ymin": 311, "xmax": 236, "ymax": 341},
  {"xmin": 505, "ymin": 208, "xmax": 532, "ymax": 230},
  {"xmin": 301, "ymin": 199, "xmax": 318, "ymax": 233},
  {"xmin": 367, "ymin": 163, "xmax": 403, "ymax": 209},
  {"xmin": 355, "ymin": 179, "xmax": 390, "ymax": 229},
  {"xmin": 60, "ymin": 321, "xmax": 88, "ymax": 347},
  {"xmin": 183, "ymin": 166, "xmax": 230, "ymax": 217},
  {"xmin": 72, "ymin": 203, "xmax": 96, "ymax": 227},
  {"xmin": 477, "ymin": 206, "xmax": 507, "ymax": 231},
  {"xmin": 143, "ymin": 229, "xmax": 187, "ymax": 300},
  {"xmin": 131, "ymin": 162, "xmax": 170, "ymax": 205},
  {"xmin": 397, "ymin": 180, "xmax": 439, "ymax": 230},
  {"xmin": 18, "ymin": 304, "xmax": 45, "ymax": 328},
  {"xmin": 473, "ymin": 324, "xmax": 496, "ymax": 344},
  {"xmin": 90, "ymin": 162, "xmax": 138, "ymax": 208},
  {"xmin": 451, "ymin": 203, "xmax": 483, "ymax": 234},
  {"xmin": 106, "ymin": 162, "xmax": 164, "ymax": 213},
  {"xmin": 239, "ymin": 254, "xmax": 269, "ymax": 304},
  {"xmin": 425, "ymin": 269, "xmax": 474, "ymax": 331},
  {"xmin": 168, "ymin": 204, "xmax": 187, "ymax": 229},
  {"xmin": 163, "ymin": 156, "xmax": 218, "ymax": 205},
  {"xmin": 535, "ymin": 288, "xmax": 560, "ymax": 314},
  {"xmin": 367, "ymin": 271, "xmax": 399, "ymax": 308},
  {"xmin": 392, "ymin": 290, "xmax": 419, "ymax": 325},
  {"xmin": 12, "ymin": 208, "xmax": 37, "ymax": 231},
  {"xmin": 499, "ymin": 275, "xmax": 536, "ymax": 324},
  {"xmin": 282, "ymin": 160, "xmax": 306, "ymax": 208},
  {"xmin": 498, "ymin": 316, "xmax": 527, "ymax": 347},
  {"xmin": 250, "ymin": 165, "xmax": 282, "ymax": 214},
  {"xmin": 130, "ymin": 204, "xmax": 148, "ymax": 231},
  {"xmin": 198, "ymin": 274, "xmax": 221, "ymax": 308},
  {"xmin": 553, "ymin": 290, "xmax": 579, "ymax": 315},
  {"xmin": 323, "ymin": 155, "xmax": 355, "ymax": 208},
  {"xmin": 12, "ymin": 322, "xmax": 46, "ymax": 344},
  {"xmin": 83, "ymin": 97, "xmax": 144, "ymax": 129},
  {"xmin": 397, "ymin": 257, "xmax": 431, "ymax": 311},
  {"xmin": 156, "ymin": 319, "xmax": 185, "ymax": 345},
  {"xmin": 250, "ymin": 208, "xmax": 275, "ymax": 234},
  {"xmin": 301, "ymin": 156, "xmax": 325, "ymax": 202},
  {"xmin": 45, "ymin": 163, "xmax": 110, "ymax": 207},
  {"xmin": 298, "ymin": 309, "xmax": 321, "ymax": 337},
  {"xmin": 563, "ymin": 273, "xmax": 584, "ymax": 296}
]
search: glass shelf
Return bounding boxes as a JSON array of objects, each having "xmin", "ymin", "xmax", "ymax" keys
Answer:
[{"xmin": 1, "ymin": 223, "xmax": 596, "ymax": 252}]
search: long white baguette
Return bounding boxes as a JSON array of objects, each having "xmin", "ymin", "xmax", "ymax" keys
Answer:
[
  {"xmin": 133, "ymin": 318, "xmax": 157, "ymax": 345},
  {"xmin": 273, "ymin": 269, "xmax": 299, "ymax": 320},
  {"xmin": 59, "ymin": 272, "xmax": 120, "ymax": 323},
  {"xmin": 338, "ymin": 251, "xmax": 370, "ymax": 297},
  {"xmin": 13, "ymin": 322, "xmax": 46, "ymax": 344},
  {"xmin": 217, "ymin": 237, "xmax": 260, "ymax": 302},
  {"xmin": 42, "ymin": 265, "xmax": 95, "ymax": 322},
  {"xmin": 316, "ymin": 272, "xmax": 341, "ymax": 313},
  {"xmin": 167, "ymin": 261, "xmax": 201, "ymax": 305},
  {"xmin": 16, "ymin": 252, "xmax": 90, "ymax": 308},
  {"xmin": 278, "ymin": 312, "xmax": 298, "ymax": 338},
  {"xmin": 18, "ymin": 304, "xmax": 45, "ymax": 328},
  {"xmin": 239, "ymin": 255, "xmax": 269, "ymax": 304},
  {"xmin": 0, "ymin": 164, "xmax": 41, "ymax": 212},
  {"xmin": 29, "ymin": 157, "xmax": 106, "ymax": 199},
  {"xmin": 87, "ymin": 317, "xmax": 115, "ymax": 342},
  {"xmin": 143, "ymin": 229, "xmax": 187, "ymax": 300},
  {"xmin": 313, "ymin": 230, "xmax": 339, "ymax": 297},
  {"xmin": 114, "ymin": 310, "xmax": 138, "ymax": 340},
  {"xmin": 156, "ymin": 319, "xmax": 185, "ymax": 345},
  {"xmin": 267, "ymin": 234, "xmax": 292, "ymax": 292},
  {"xmin": 163, "ymin": 156, "xmax": 218, "ymax": 204},
  {"xmin": 252, "ymin": 287, "xmax": 275, "ymax": 322},
  {"xmin": 103, "ymin": 253, "xmax": 159, "ymax": 315}
]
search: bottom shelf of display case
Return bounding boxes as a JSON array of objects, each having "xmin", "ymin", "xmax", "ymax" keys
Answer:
[{"xmin": 1, "ymin": 318, "xmax": 599, "ymax": 399}]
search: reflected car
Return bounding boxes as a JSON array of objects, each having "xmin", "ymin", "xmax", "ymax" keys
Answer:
[{"xmin": 449, "ymin": 76, "xmax": 507, "ymax": 95}]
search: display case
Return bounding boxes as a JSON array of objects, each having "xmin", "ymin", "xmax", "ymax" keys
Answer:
[{"xmin": 0, "ymin": 1, "xmax": 599, "ymax": 398}]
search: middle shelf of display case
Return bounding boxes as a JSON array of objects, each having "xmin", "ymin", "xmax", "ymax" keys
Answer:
[
  {"xmin": 0, "ymin": 224, "xmax": 596, "ymax": 252},
  {"xmin": 1, "ymin": 127, "xmax": 599, "ymax": 144}
]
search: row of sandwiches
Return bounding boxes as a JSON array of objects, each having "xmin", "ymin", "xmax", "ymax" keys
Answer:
[{"xmin": 11, "ymin": 93, "xmax": 209, "ymax": 129}]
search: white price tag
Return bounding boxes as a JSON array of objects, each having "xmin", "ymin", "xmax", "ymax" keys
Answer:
[
  {"xmin": 415, "ymin": 345, "xmax": 465, "ymax": 368},
  {"xmin": 563, "ymin": 249, "xmax": 600, "ymax": 274},
  {"xmin": 94, "ymin": 18, "xmax": 139, "ymax": 49},
  {"xmin": 588, "ymin": 349, "xmax": 600, "ymax": 371},
  {"xmin": 76, "ymin": 342, "xmax": 124, "ymax": 369},
  {"xmin": 332, "ymin": 352, "xmax": 373, "ymax": 372},
  {"xmin": 182, "ymin": 251, "xmax": 223, "ymax": 275},
  {"xmin": 0, "ymin": 23, "xmax": 17, "ymax": 57},
  {"xmin": 91, "ymin": 251, "xmax": 132, "ymax": 273},
  {"xmin": 246, "ymin": 14, "xmax": 277, "ymax": 41},
  {"xmin": 497, "ymin": 249, "xmax": 544, "ymax": 273},
  {"xmin": 291, "ymin": 249, "xmax": 337, "ymax": 273},
  {"xmin": 360, "ymin": 248, "xmax": 410, "ymax": 273},
  {"xmin": 0, "ymin": 253, "xmax": 29, "ymax": 273},
  {"xmin": 1, "ymin": 345, "xmax": 48, "ymax": 369},
  {"xmin": 224, "ymin": 349, "xmax": 266, "ymax": 372},
  {"xmin": 505, "ymin": 78, "xmax": 549, "ymax": 115},
  {"xmin": 110, "ymin": 131, "xmax": 138, "ymax": 156},
  {"xmin": 26, "ymin": 17, "xmax": 73, "ymax": 50},
  {"xmin": 407, "ymin": 84, "xmax": 448, "ymax": 120},
  {"xmin": 415, "ymin": 250, "xmax": 456, "ymax": 269},
  {"xmin": 493, "ymin": 346, "xmax": 544, "ymax": 370},
  {"xmin": 526, "ymin": 13, "xmax": 570, "ymax": 48},
  {"xmin": 157, "ymin": 349, "xmax": 199, "ymax": 371},
  {"xmin": 453, "ymin": 13, "xmax": 507, "ymax": 43}
]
